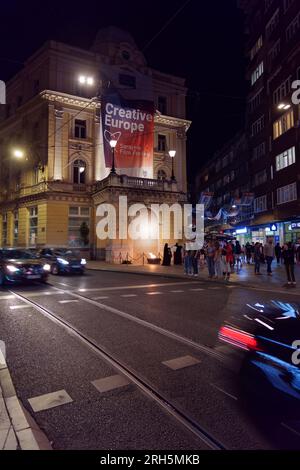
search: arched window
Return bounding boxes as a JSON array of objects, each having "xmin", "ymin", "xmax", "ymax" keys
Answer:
[
  {"xmin": 73, "ymin": 159, "xmax": 86, "ymax": 184},
  {"xmin": 157, "ymin": 169, "xmax": 167, "ymax": 181}
]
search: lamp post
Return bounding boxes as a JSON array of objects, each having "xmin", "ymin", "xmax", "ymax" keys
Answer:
[
  {"xmin": 109, "ymin": 139, "xmax": 117, "ymax": 174},
  {"xmin": 168, "ymin": 150, "xmax": 176, "ymax": 181}
]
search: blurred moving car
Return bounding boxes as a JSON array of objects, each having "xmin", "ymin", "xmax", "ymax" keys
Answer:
[
  {"xmin": 0, "ymin": 248, "xmax": 50, "ymax": 285},
  {"xmin": 38, "ymin": 248, "xmax": 86, "ymax": 275},
  {"xmin": 218, "ymin": 301, "xmax": 300, "ymax": 418}
]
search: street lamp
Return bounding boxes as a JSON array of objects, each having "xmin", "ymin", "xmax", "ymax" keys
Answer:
[
  {"xmin": 109, "ymin": 139, "xmax": 117, "ymax": 174},
  {"xmin": 78, "ymin": 75, "xmax": 94, "ymax": 86},
  {"xmin": 168, "ymin": 150, "xmax": 176, "ymax": 181},
  {"xmin": 13, "ymin": 149, "xmax": 25, "ymax": 159},
  {"xmin": 277, "ymin": 102, "xmax": 291, "ymax": 110}
]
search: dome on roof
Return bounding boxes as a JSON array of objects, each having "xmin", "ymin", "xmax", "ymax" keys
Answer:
[{"xmin": 91, "ymin": 26, "xmax": 137, "ymax": 51}]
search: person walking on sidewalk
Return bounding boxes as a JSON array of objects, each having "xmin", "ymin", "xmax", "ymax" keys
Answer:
[
  {"xmin": 183, "ymin": 248, "xmax": 193, "ymax": 275},
  {"xmin": 224, "ymin": 242, "xmax": 234, "ymax": 281},
  {"xmin": 206, "ymin": 241, "xmax": 216, "ymax": 278},
  {"xmin": 282, "ymin": 242, "xmax": 296, "ymax": 287},
  {"xmin": 254, "ymin": 242, "xmax": 262, "ymax": 275},
  {"xmin": 214, "ymin": 241, "xmax": 223, "ymax": 279},
  {"xmin": 264, "ymin": 238, "xmax": 275, "ymax": 275},
  {"xmin": 234, "ymin": 240, "xmax": 242, "ymax": 273},
  {"xmin": 275, "ymin": 243, "xmax": 282, "ymax": 265}
]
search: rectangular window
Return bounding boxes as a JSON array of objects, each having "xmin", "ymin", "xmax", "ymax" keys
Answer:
[
  {"xmin": 13, "ymin": 211, "xmax": 18, "ymax": 245},
  {"xmin": 119, "ymin": 74, "xmax": 136, "ymax": 88},
  {"xmin": 157, "ymin": 96, "xmax": 167, "ymax": 115},
  {"xmin": 273, "ymin": 109, "xmax": 294, "ymax": 139},
  {"xmin": 251, "ymin": 115, "xmax": 265, "ymax": 136},
  {"xmin": 286, "ymin": 12, "xmax": 300, "ymax": 42},
  {"xmin": 275, "ymin": 146, "xmax": 296, "ymax": 171},
  {"xmin": 251, "ymin": 62, "xmax": 264, "ymax": 86},
  {"xmin": 277, "ymin": 182, "xmax": 297, "ymax": 204},
  {"xmin": 254, "ymin": 195, "xmax": 267, "ymax": 213},
  {"xmin": 158, "ymin": 134, "xmax": 166, "ymax": 152},
  {"xmin": 68, "ymin": 206, "xmax": 90, "ymax": 247},
  {"xmin": 253, "ymin": 169, "xmax": 267, "ymax": 187},
  {"xmin": 29, "ymin": 206, "xmax": 38, "ymax": 246},
  {"xmin": 2, "ymin": 213, "xmax": 7, "ymax": 246},
  {"xmin": 250, "ymin": 36, "xmax": 263, "ymax": 60},
  {"xmin": 273, "ymin": 76, "xmax": 292, "ymax": 105},
  {"xmin": 252, "ymin": 142, "xmax": 266, "ymax": 161},
  {"xmin": 266, "ymin": 9, "xmax": 279, "ymax": 38},
  {"xmin": 248, "ymin": 88, "xmax": 264, "ymax": 112},
  {"xmin": 268, "ymin": 39, "xmax": 281, "ymax": 65},
  {"xmin": 74, "ymin": 119, "xmax": 87, "ymax": 139}
]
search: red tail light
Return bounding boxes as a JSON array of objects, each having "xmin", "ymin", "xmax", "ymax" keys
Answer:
[{"xmin": 219, "ymin": 326, "xmax": 261, "ymax": 351}]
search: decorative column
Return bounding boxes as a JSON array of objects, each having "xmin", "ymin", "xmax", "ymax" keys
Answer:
[
  {"xmin": 53, "ymin": 109, "xmax": 64, "ymax": 180},
  {"xmin": 95, "ymin": 114, "xmax": 109, "ymax": 181},
  {"xmin": 176, "ymin": 128, "xmax": 188, "ymax": 193}
]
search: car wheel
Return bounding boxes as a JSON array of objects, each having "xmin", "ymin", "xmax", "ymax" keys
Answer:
[
  {"xmin": 0, "ymin": 271, "xmax": 5, "ymax": 287},
  {"xmin": 51, "ymin": 264, "xmax": 60, "ymax": 275}
]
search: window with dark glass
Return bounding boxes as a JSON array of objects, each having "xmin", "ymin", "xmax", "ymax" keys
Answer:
[
  {"xmin": 73, "ymin": 159, "xmax": 86, "ymax": 184},
  {"xmin": 74, "ymin": 119, "xmax": 87, "ymax": 139},
  {"xmin": 157, "ymin": 169, "xmax": 167, "ymax": 180},
  {"xmin": 158, "ymin": 135, "xmax": 166, "ymax": 152},
  {"xmin": 119, "ymin": 74, "xmax": 136, "ymax": 88},
  {"xmin": 158, "ymin": 96, "xmax": 167, "ymax": 115}
]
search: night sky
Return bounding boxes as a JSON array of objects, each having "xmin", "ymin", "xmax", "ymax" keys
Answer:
[{"xmin": 0, "ymin": 0, "xmax": 246, "ymax": 188}]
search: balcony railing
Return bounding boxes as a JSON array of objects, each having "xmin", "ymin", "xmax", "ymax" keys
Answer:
[{"xmin": 92, "ymin": 174, "xmax": 177, "ymax": 193}]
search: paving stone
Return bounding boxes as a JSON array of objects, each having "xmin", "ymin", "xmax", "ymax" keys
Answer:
[
  {"xmin": 92, "ymin": 374, "xmax": 130, "ymax": 393},
  {"xmin": 162, "ymin": 355, "xmax": 201, "ymax": 371},
  {"xmin": 28, "ymin": 389, "xmax": 73, "ymax": 413}
]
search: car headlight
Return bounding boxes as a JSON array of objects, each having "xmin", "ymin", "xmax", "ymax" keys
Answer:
[
  {"xmin": 81, "ymin": 258, "xmax": 86, "ymax": 265},
  {"xmin": 43, "ymin": 264, "xmax": 51, "ymax": 271},
  {"xmin": 57, "ymin": 258, "xmax": 69, "ymax": 265},
  {"xmin": 6, "ymin": 265, "xmax": 20, "ymax": 273}
]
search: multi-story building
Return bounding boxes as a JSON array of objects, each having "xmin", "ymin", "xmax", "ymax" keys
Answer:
[
  {"xmin": 0, "ymin": 27, "xmax": 191, "ymax": 261},
  {"xmin": 197, "ymin": 0, "xmax": 300, "ymax": 245}
]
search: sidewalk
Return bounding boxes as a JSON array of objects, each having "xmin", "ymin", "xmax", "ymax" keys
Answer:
[{"xmin": 86, "ymin": 259, "xmax": 299, "ymax": 290}]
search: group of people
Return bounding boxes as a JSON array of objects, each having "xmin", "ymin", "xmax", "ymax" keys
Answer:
[{"xmin": 161, "ymin": 238, "xmax": 298, "ymax": 287}]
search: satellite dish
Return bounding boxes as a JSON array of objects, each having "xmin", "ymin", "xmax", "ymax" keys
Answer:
[{"xmin": 0, "ymin": 80, "xmax": 6, "ymax": 104}]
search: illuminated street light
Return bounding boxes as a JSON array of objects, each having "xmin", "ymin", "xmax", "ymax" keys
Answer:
[
  {"xmin": 109, "ymin": 139, "xmax": 117, "ymax": 174},
  {"xmin": 78, "ymin": 75, "xmax": 94, "ymax": 85},
  {"xmin": 278, "ymin": 102, "xmax": 291, "ymax": 110},
  {"xmin": 283, "ymin": 104, "xmax": 291, "ymax": 110},
  {"xmin": 13, "ymin": 149, "xmax": 24, "ymax": 159},
  {"xmin": 168, "ymin": 150, "xmax": 176, "ymax": 181}
]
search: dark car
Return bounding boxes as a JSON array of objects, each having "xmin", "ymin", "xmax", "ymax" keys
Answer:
[
  {"xmin": 38, "ymin": 248, "xmax": 86, "ymax": 275},
  {"xmin": 217, "ymin": 301, "xmax": 300, "ymax": 419},
  {"xmin": 0, "ymin": 249, "xmax": 49, "ymax": 285}
]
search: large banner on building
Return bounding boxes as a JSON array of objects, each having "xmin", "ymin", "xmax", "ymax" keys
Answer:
[{"xmin": 101, "ymin": 94, "xmax": 154, "ymax": 178}]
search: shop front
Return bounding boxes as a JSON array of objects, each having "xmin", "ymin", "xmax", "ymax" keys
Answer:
[{"xmin": 284, "ymin": 221, "xmax": 300, "ymax": 244}]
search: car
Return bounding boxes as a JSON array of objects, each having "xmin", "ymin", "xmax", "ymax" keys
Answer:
[
  {"xmin": 0, "ymin": 248, "xmax": 50, "ymax": 285},
  {"xmin": 38, "ymin": 248, "xmax": 86, "ymax": 275},
  {"xmin": 217, "ymin": 300, "xmax": 300, "ymax": 419}
]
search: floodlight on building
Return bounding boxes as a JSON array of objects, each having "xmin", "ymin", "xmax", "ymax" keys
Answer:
[{"xmin": 13, "ymin": 149, "xmax": 24, "ymax": 159}]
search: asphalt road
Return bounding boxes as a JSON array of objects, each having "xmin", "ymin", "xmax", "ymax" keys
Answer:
[{"xmin": 1, "ymin": 270, "xmax": 300, "ymax": 450}]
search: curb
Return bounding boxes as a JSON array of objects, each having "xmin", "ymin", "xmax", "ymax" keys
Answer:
[{"xmin": 0, "ymin": 348, "xmax": 52, "ymax": 450}]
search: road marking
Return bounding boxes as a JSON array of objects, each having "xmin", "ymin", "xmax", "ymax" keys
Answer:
[
  {"xmin": 57, "ymin": 282, "xmax": 72, "ymax": 288},
  {"xmin": 189, "ymin": 288, "xmax": 204, "ymax": 291},
  {"xmin": 121, "ymin": 294, "xmax": 137, "ymax": 298},
  {"xmin": 170, "ymin": 290, "xmax": 184, "ymax": 293},
  {"xmin": 28, "ymin": 389, "xmax": 73, "ymax": 413},
  {"xmin": 281, "ymin": 422, "xmax": 300, "ymax": 438},
  {"xmin": 210, "ymin": 383, "xmax": 238, "ymax": 401},
  {"xmin": 0, "ymin": 295, "xmax": 15, "ymax": 300},
  {"xmin": 210, "ymin": 287, "xmax": 221, "ymax": 290},
  {"xmin": 9, "ymin": 305, "xmax": 32, "ymax": 310},
  {"xmin": 146, "ymin": 292, "xmax": 163, "ymax": 295},
  {"xmin": 92, "ymin": 296, "xmax": 109, "ymax": 300},
  {"xmin": 51, "ymin": 281, "xmax": 200, "ymax": 293},
  {"xmin": 58, "ymin": 300, "xmax": 79, "ymax": 304},
  {"xmin": 162, "ymin": 355, "xmax": 201, "ymax": 370},
  {"xmin": 0, "ymin": 340, "xmax": 6, "ymax": 361},
  {"xmin": 92, "ymin": 374, "xmax": 130, "ymax": 393}
]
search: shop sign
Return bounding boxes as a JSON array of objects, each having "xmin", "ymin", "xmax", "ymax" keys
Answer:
[
  {"xmin": 291, "ymin": 222, "xmax": 300, "ymax": 229},
  {"xmin": 236, "ymin": 227, "xmax": 247, "ymax": 234}
]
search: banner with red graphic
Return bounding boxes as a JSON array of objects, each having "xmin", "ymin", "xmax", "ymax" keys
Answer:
[{"xmin": 101, "ymin": 94, "xmax": 154, "ymax": 178}]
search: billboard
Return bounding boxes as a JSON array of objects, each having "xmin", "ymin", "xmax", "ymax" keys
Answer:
[{"xmin": 101, "ymin": 94, "xmax": 154, "ymax": 178}]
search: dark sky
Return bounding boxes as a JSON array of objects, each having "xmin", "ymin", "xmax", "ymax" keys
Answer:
[{"xmin": 0, "ymin": 0, "xmax": 246, "ymax": 186}]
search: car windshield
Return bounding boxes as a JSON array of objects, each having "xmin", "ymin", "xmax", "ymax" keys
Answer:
[{"xmin": 0, "ymin": 250, "xmax": 37, "ymax": 259}]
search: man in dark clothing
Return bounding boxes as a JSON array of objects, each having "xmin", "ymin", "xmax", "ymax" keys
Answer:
[
  {"xmin": 282, "ymin": 242, "xmax": 296, "ymax": 287},
  {"xmin": 275, "ymin": 243, "xmax": 282, "ymax": 265}
]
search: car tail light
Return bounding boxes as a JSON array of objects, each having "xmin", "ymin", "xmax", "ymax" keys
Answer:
[{"xmin": 219, "ymin": 326, "xmax": 261, "ymax": 351}]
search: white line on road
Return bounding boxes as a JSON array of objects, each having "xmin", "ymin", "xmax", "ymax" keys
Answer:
[
  {"xmin": 210, "ymin": 383, "xmax": 238, "ymax": 401},
  {"xmin": 58, "ymin": 300, "xmax": 79, "ymax": 304},
  {"xmin": 121, "ymin": 294, "xmax": 137, "ymax": 298},
  {"xmin": 170, "ymin": 290, "xmax": 184, "ymax": 293},
  {"xmin": 92, "ymin": 296, "xmax": 109, "ymax": 300},
  {"xmin": 52, "ymin": 281, "xmax": 201, "ymax": 293},
  {"xmin": 146, "ymin": 292, "xmax": 163, "ymax": 295},
  {"xmin": 9, "ymin": 305, "xmax": 32, "ymax": 310},
  {"xmin": 189, "ymin": 288, "xmax": 204, "ymax": 291}
]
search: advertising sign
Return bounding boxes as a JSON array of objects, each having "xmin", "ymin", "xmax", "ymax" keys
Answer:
[{"xmin": 101, "ymin": 93, "xmax": 154, "ymax": 178}]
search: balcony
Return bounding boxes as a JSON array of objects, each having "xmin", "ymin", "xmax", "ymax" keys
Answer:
[{"xmin": 92, "ymin": 174, "xmax": 178, "ymax": 193}]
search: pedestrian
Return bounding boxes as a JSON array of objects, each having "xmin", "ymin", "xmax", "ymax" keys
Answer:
[
  {"xmin": 206, "ymin": 240, "xmax": 216, "ymax": 278},
  {"xmin": 192, "ymin": 250, "xmax": 199, "ymax": 277},
  {"xmin": 234, "ymin": 240, "xmax": 242, "ymax": 273},
  {"xmin": 275, "ymin": 243, "xmax": 282, "ymax": 265},
  {"xmin": 264, "ymin": 237, "xmax": 275, "ymax": 275},
  {"xmin": 254, "ymin": 242, "xmax": 261, "ymax": 275},
  {"xmin": 282, "ymin": 242, "xmax": 296, "ymax": 287},
  {"xmin": 296, "ymin": 244, "xmax": 300, "ymax": 264},
  {"xmin": 199, "ymin": 248, "xmax": 205, "ymax": 269},
  {"xmin": 162, "ymin": 243, "xmax": 172, "ymax": 266},
  {"xmin": 224, "ymin": 242, "xmax": 234, "ymax": 281},
  {"xmin": 183, "ymin": 248, "xmax": 193, "ymax": 275},
  {"xmin": 214, "ymin": 241, "xmax": 223, "ymax": 279},
  {"xmin": 245, "ymin": 242, "xmax": 252, "ymax": 264},
  {"xmin": 173, "ymin": 243, "xmax": 182, "ymax": 265}
]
